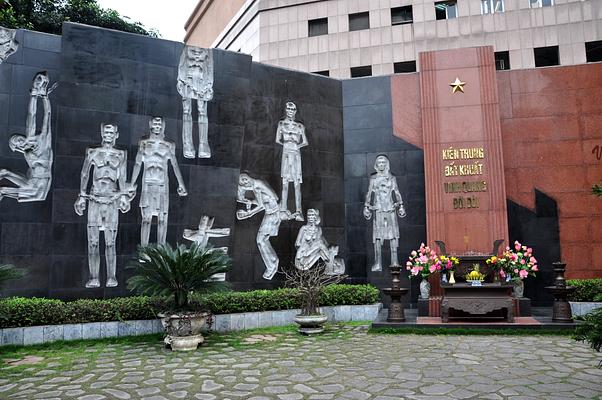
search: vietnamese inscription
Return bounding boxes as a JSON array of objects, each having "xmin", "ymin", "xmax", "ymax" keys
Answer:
[{"xmin": 442, "ymin": 147, "xmax": 486, "ymax": 210}]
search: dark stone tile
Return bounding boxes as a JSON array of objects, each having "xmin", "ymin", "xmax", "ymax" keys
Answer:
[
  {"xmin": 22, "ymin": 30, "xmax": 61, "ymax": 52},
  {"xmin": 0, "ymin": 93, "xmax": 9, "ymax": 125},
  {"xmin": 344, "ymin": 153, "xmax": 367, "ymax": 178},
  {"xmin": 344, "ymin": 127, "xmax": 390, "ymax": 154},
  {"xmin": 22, "ymin": 48, "xmax": 61, "ymax": 70},
  {"xmin": 0, "ymin": 223, "xmax": 52, "ymax": 255},
  {"xmin": 342, "ymin": 76, "xmax": 391, "ymax": 107},
  {"xmin": 51, "ymin": 254, "xmax": 113, "ymax": 292},
  {"xmin": 343, "ymin": 103, "xmax": 392, "ymax": 130},
  {"xmin": 0, "ymin": 64, "xmax": 13, "ymax": 94}
]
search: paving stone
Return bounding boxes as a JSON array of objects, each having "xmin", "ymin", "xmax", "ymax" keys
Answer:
[
  {"xmin": 102, "ymin": 389, "xmax": 130, "ymax": 399},
  {"xmin": 136, "ymin": 387, "xmax": 161, "ymax": 396},
  {"xmin": 201, "ymin": 380, "xmax": 223, "ymax": 392},
  {"xmin": 420, "ymin": 383, "xmax": 456, "ymax": 395}
]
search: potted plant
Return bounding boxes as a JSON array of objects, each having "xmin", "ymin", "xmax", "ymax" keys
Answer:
[
  {"xmin": 486, "ymin": 240, "xmax": 538, "ymax": 297},
  {"xmin": 283, "ymin": 263, "xmax": 346, "ymax": 334},
  {"xmin": 406, "ymin": 243, "xmax": 440, "ymax": 299},
  {"xmin": 127, "ymin": 243, "xmax": 230, "ymax": 351}
]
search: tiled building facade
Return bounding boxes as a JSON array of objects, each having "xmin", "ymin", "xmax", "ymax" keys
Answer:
[{"xmin": 185, "ymin": 0, "xmax": 602, "ymax": 78}]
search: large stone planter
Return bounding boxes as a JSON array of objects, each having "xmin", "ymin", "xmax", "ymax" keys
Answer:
[
  {"xmin": 569, "ymin": 302, "xmax": 602, "ymax": 317},
  {"xmin": 158, "ymin": 311, "xmax": 209, "ymax": 351},
  {"xmin": 294, "ymin": 314, "xmax": 328, "ymax": 334}
]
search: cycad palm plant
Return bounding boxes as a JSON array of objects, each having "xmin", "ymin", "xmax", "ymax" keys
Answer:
[
  {"xmin": 127, "ymin": 243, "xmax": 231, "ymax": 311},
  {"xmin": 0, "ymin": 264, "xmax": 26, "ymax": 291}
]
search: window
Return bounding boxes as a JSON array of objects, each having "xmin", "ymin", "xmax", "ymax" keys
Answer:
[
  {"xmin": 585, "ymin": 40, "xmax": 602, "ymax": 63},
  {"xmin": 394, "ymin": 61, "xmax": 417, "ymax": 73},
  {"xmin": 435, "ymin": 1, "xmax": 457, "ymax": 20},
  {"xmin": 308, "ymin": 18, "xmax": 328, "ymax": 37},
  {"xmin": 391, "ymin": 6, "xmax": 413, "ymax": 25},
  {"xmin": 534, "ymin": 46, "xmax": 559, "ymax": 67},
  {"xmin": 349, "ymin": 12, "xmax": 370, "ymax": 31},
  {"xmin": 481, "ymin": 0, "xmax": 504, "ymax": 14},
  {"xmin": 529, "ymin": 0, "xmax": 553, "ymax": 7},
  {"xmin": 313, "ymin": 70, "xmax": 330, "ymax": 77},
  {"xmin": 494, "ymin": 51, "xmax": 510, "ymax": 70},
  {"xmin": 350, "ymin": 65, "xmax": 372, "ymax": 78}
]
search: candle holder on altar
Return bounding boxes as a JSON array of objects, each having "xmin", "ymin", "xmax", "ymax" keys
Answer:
[
  {"xmin": 382, "ymin": 264, "xmax": 409, "ymax": 322},
  {"xmin": 545, "ymin": 262, "xmax": 576, "ymax": 323}
]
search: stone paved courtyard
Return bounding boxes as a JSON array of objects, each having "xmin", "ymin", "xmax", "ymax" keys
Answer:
[{"xmin": 1, "ymin": 325, "xmax": 601, "ymax": 400}]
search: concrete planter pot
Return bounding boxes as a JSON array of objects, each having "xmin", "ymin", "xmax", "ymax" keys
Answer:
[
  {"xmin": 158, "ymin": 311, "xmax": 209, "ymax": 351},
  {"xmin": 294, "ymin": 314, "xmax": 328, "ymax": 334},
  {"xmin": 569, "ymin": 302, "xmax": 602, "ymax": 317}
]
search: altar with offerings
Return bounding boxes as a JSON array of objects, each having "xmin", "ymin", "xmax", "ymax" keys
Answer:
[{"xmin": 407, "ymin": 241, "xmax": 537, "ymax": 320}]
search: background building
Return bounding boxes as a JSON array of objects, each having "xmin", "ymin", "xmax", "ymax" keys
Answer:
[{"xmin": 185, "ymin": 0, "xmax": 602, "ymax": 78}]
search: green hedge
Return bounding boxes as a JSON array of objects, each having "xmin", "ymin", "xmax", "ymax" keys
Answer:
[
  {"xmin": 0, "ymin": 284, "xmax": 380, "ymax": 329},
  {"xmin": 567, "ymin": 279, "xmax": 602, "ymax": 302}
]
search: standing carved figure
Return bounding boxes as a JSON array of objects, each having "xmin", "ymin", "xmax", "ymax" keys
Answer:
[
  {"xmin": 177, "ymin": 46, "xmax": 214, "ymax": 159},
  {"xmin": 295, "ymin": 209, "xmax": 345, "ymax": 275},
  {"xmin": 236, "ymin": 173, "xmax": 289, "ymax": 280},
  {"xmin": 130, "ymin": 117, "xmax": 187, "ymax": 246},
  {"xmin": 275, "ymin": 102, "xmax": 307, "ymax": 221},
  {"xmin": 0, "ymin": 27, "xmax": 18, "ymax": 64},
  {"xmin": 0, "ymin": 72, "xmax": 54, "ymax": 203},
  {"xmin": 74, "ymin": 124, "xmax": 134, "ymax": 288},
  {"xmin": 364, "ymin": 155, "xmax": 406, "ymax": 272}
]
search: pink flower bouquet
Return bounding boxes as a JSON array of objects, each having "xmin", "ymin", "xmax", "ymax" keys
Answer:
[
  {"xmin": 486, "ymin": 240, "xmax": 538, "ymax": 282},
  {"xmin": 406, "ymin": 243, "xmax": 440, "ymax": 279}
]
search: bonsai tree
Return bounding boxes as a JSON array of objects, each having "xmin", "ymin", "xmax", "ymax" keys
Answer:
[
  {"xmin": 282, "ymin": 263, "xmax": 346, "ymax": 316},
  {"xmin": 127, "ymin": 243, "xmax": 231, "ymax": 310},
  {"xmin": 282, "ymin": 264, "xmax": 346, "ymax": 334},
  {"xmin": 127, "ymin": 243, "xmax": 231, "ymax": 351}
]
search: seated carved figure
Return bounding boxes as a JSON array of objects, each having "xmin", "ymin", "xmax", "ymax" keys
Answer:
[{"xmin": 294, "ymin": 209, "xmax": 345, "ymax": 275}]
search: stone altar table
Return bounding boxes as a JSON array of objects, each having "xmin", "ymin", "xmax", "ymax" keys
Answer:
[{"xmin": 441, "ymin": 283, "xmax": 514, "ymax": 323}]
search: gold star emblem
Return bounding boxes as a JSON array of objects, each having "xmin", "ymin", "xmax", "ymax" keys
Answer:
[{"xmin": 450, "ymin": 77, "xmax": 466, "ymax": 94}]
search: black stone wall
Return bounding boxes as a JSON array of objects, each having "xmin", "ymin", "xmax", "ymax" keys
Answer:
[
  {"xmin": 0, "ymin": 23, "xmax": 343, "ymax": 299},
  {"xmin": 342, "ymin": 76, "xmax": 427, "ymax": 303},
  {"xmin": 507, "ymin": 190, "xmax": 560, "ymax": 307}
]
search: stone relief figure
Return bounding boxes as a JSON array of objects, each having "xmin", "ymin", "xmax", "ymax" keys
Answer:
[
  {"xmin": 0, "ymin": 27, "xmax": 18, "ymax": 64},
  {"xmin": 183, "ymin": 215, "xmax": 231, "ymax": 282},
  {"xmin": 183, "ymin": 215, "xmax": 230, "ymax": 250},
  {"xmin": 74, "ymin": 123, "xmax": 135, "ymax": 288},
  {"xmin": 0, "ymin": 72, "xmax": 54, "ymax": 203},
  {"xmin": 177, "ymin": 46, "xmax": 214, "ymax": 159},
  {"xmin": 295, "ymin": 209, "xmax": 345, "ymax": 276},
  {"xmin": 236, "ymin": 172, "xmax": 290, "ymax": 280},
  {"xmin": 129, "ymin": 116, "xmax": 187, "ymax": 246},
  {"xmin": 364, "ymin": 155, "xmax": 406, "ymax": 272},
  {"xmin": 275, "ymin": 101, "xmax": 307, "ymax": 221}
]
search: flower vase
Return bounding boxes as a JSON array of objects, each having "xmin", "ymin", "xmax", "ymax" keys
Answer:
[
  {"xmin": 441, "ymin": 272, "xmax": 448, "ymax": 284},
  {"xmin": 449, "ymin": 270, "xmax": 456, "ymax": 284},
  {"xmin": 419, "ymin": 279, "xmax": 430, "ymax": 299},
  {"xmin": 513, "ymin": 279, "xmax": 524, "ymax": 298}
]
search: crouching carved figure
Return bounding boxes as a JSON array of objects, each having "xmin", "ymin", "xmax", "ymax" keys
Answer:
[
  {"xmin": 236, "ymin": 173, "xmax": 290, "ymax": 280},
  {"xmin": 294, "ymin": 209, "xmax": 345, "ymax": 275}
]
